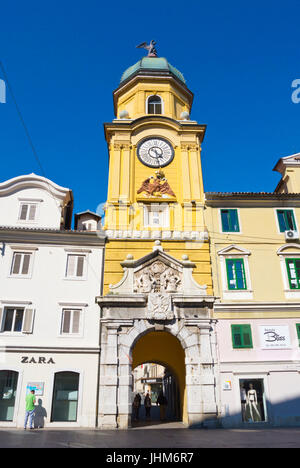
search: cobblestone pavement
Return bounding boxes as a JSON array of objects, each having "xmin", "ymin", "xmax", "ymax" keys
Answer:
[{"xmin": 0, "ymin": 423, "xmax": 300, "ymax": 448}]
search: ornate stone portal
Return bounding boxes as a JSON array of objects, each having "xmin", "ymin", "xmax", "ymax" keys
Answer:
[{"xmin": 96, "ymin": 243, "xmax": 218, "ymax": 429}]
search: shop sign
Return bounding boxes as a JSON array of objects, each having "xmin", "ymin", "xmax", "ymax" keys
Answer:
[
  {"xmin": 223, "ymin": 380, "xmax": 232, "ymax": 391},
  {"xmin": 21, "ymin": 356, "xmax": 56, "ymax": 364},
  {"xmin": 26, "ymin": 382, "xmax": 44, "ymax": 396},
  {"xmin": 259, "ymin": 326, "xmax": 291, "ymax": 349}
]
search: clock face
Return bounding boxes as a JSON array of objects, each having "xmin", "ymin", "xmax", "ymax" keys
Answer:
[{"xmin": 137, "ymin": 137, "xmax": 174, "ymax": 168}]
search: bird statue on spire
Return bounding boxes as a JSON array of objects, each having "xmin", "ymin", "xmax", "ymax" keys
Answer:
[{"xmin": 136, "ymin": 40, "xmax": 158, "ymax": 57}]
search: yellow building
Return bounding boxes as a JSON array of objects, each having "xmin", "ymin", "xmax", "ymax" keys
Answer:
[
  {"xmin": 97, "ymin": 50, "xmax": 218, "ymax": 429},
  {"xmin": 205, "ymin": 153, "xmax": 300, "ymax": 427}
]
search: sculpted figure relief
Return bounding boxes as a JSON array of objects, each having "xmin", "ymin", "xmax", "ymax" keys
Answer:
[{"xmin": 134, "ymin": 261, "xmax": 182, "ymax": 294}]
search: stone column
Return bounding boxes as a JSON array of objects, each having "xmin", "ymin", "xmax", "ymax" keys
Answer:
[
  {"xmin": 98, "ymin": 324, "xmax": 119, "ymax": 429},
  {"xmin": 198, "ymin": 323, "xmax": 218, "ymax": 426}
]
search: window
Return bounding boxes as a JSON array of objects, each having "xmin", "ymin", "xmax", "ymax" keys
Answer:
[
  {"xmin": 0, "ymin": 371, "xmax": 19, "ymax": 421},
  {"xmin": 2, "ymin": 308, "xmax": 24, "ymax": 332},
  {"xmin": 239, "ymin": 379, "xmax": 266, "ymax": 422},
  {"xmin": 231, "ymin": 324, "xmax": 253, "ymax": 349},
  {"xmin": 65, "ymin": 254, "xmax": 85, "ymax": 279},
  {"xmin": 286, "ymin": 258, "xmax": 300, "ymax": 289},
  {"xmin": 0, "ymin": 307, "xmax": 34, "ymax": 334},
  {"xmin": 277, "ymin": 209, "xmax": 297, "ymax": 232},
  {"xmin": 226, "ymin": 258, "xmax": 247, "ymax": 290},
  {"xmin": 221, "ymin": 209, "xmax": 240, "ymax": 232},
  {"xmin": 51, "ymin": 372, "xmax": 80, "ymax": 422},
  {"xmin": 10, "ymin": 252, "xmax": 32, "ymax": 277},
  {"xmin": 144, "ymin": 204, "xmax": 169, "ymax": 228},
  {"xmin": 18, "ymin": 203, "xmax": 38, "ymax": 222},
  {"xmin": 296, "ymin": 324, "xmax": 300, "ymax": 346},
  {"xmin": 61, "ymin": 309, "xmax": 82, "ymax": 335},
  {"xmin": 147, "ymin": 95, "xmax": 162, "ymax": 114}
]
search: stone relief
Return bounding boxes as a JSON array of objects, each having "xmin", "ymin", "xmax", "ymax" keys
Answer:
[
  {"xmin": 134, "ymin": 260, "xmax": 182, "ymax": 294},
  {"xmin": 146, "ymin": 292, "xmax": 173, "ymax": 321}
]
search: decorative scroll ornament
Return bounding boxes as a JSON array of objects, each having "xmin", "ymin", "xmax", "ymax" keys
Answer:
[
  {"xmin": 137, "ymin": 169, "xmax": 175, "ymax": 198},
  {"xmin": 136, "ymin": 40, "xmax": 157, "ymax": 57}
]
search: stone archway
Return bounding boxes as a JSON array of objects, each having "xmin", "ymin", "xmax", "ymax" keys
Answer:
[
  {"xmin": 96, "ymin": 247, "xmax": 218, "ymax": 429},
  {"xmin": 97, "ymin": 317, "xmax": 218, "ymax": 429},
  {"xmin": 131, "ymin": 330, "xmax": 186, "ymax": 423}
]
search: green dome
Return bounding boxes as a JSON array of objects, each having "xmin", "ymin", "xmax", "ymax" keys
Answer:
[{"xmin": 120, "ymin": 57, "xmax": 186, "ymax": 84}]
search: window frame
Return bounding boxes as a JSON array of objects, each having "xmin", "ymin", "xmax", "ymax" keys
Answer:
[
  {"xmin": 9, "ymin": 250, "xmax": 34, "ymax": 279},
  {"xmin": 146, "ymin": 94, "xmax": 164, "ymax": 115},
  {"xmin": 275, "ymin": 208, "xmax": 298, "ymax": 234},
  {"xmin": 60, "ymin": 308, "xmax": 83, "ymax": 337},
  {"xmin": 143, "ymin": 203, "xmax": 170, "ymax": 228},
  {"xmin": 0, "ymin": 306, "xmax": 35, "ymax": 335},
  {"xmin": 220, "ymin": 208, "xmax": 241, "ymax": 233},
  {"xmin": 285, "ymin": 258, "xmax": 300, "ymax": 290},
  {"xmin": 226, "ymin": 258, "xmax": 247, "ymax": 291},
  {"xmin": 17, "ymin": 199, "xmax": 42, "ymax": 224},
  {"xmin": 65, "ymin": 253, "xmax": 87, "ymax": 280},
  {"xmin": 231, "ymin": 324, "xmax": 253, "ymax": 349}
]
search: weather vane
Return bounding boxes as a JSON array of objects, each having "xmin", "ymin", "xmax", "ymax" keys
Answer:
[{"xmin": 136, "ymin": 40, "xmax": 158, "ymax": 57}]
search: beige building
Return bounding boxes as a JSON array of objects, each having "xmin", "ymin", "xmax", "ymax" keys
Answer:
[{"xmin": 205, "ymin": 153, "xmax": 300, "ymax": 427}]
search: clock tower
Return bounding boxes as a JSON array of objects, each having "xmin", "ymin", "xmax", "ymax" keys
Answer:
[
  {"xmin": 97, "ymin": 46, "xmax": 217, "ymax": 430},
  {"xmin": 103, "ymin": 52, "xmax": 212, "ymax": 295}
]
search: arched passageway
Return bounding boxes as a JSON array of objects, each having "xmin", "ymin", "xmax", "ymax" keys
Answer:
[{"xmin": 131, "ymin": 331, "xmax": 187, "ymax": 424}]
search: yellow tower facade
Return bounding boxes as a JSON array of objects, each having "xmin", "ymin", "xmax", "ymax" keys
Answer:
[{"xmin": 103, "ymin": 55, "xmax": 212, "ymax": 295}]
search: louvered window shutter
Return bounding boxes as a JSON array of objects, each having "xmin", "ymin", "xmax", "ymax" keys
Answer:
[
  {"xmin": 19, "ymin": 204, "xmax": 28, "ymax": 220},
  {"xmin": 76, "ymin": 256, "xmax": 84, "ymax": 277},
  {"xmin": 28, "ymin": 204, "xmax": 37, "ymax": 221},
  {"xmin": 72, "ymin": 310, "xmax": 81, "ymax": 334},
  {"xmin": 66, "ymin": 255, "xmax": 76, "ymax": 277},
  {"xmin": 22, "ymin": 254, "xmax": 31, "ymax": 275},
  {"xmin": 22, "ymin": 309, "xmax": 35, "ymax": 334}
]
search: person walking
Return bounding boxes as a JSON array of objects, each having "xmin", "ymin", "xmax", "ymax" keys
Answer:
[
  {"xmin": 132, "ymin": 393, "xmax": 141, "ymax": 422},
  {"xmin": 156, "ymin": 390, "xmax": 168, "ymax": 421},
  {"xmin": 24, "ymin": 389, "xmax": 36, "ymax": 430},
  {"xmin": 144, "ymin": 392, "xmax": 152, "ymax": 421}
]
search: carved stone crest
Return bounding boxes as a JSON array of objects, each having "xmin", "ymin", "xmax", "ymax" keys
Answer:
[{"xmin": 147, "ymin": 292, "xmax": 173, "ymax": 321}]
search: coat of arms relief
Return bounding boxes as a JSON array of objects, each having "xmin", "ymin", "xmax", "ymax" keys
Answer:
[{"xmin": 134, "ymin": 261, "xmax": 182, "ymax": 321}]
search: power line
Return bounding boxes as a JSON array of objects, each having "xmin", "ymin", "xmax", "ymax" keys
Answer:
[{"xmin": 0, "ymin": 60, "xmax": 62, "ymax": 212}]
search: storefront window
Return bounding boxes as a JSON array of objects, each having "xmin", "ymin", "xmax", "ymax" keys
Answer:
[
  {"xmin": 239, "ymin": 379, "xmax": 266, "ymax": 423},
  {"xmin": 51, "ymin": 372, "xmax": 79, "ymax": 422},
  {"xmin": 0, "ymin": 370, "xmax": 19, "ymax": 421}
]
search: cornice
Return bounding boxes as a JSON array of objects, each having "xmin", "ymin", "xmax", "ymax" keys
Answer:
[
  {"xmin": 103, "ymin": 116, "xmax": 206, "ymax": 144},
  {"xmin": 0, "ymin": 226, "xmax": 106, "ymax": 247}
]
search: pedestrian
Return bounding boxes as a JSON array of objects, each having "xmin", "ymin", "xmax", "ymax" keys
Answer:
[
  {"xmin": 144, "ymin": 392, "xmax": 152, "ymax": 420},
  {"xmin": 156, "ymin": 390, "xmax": 168, "ymax": 421},
  {"xmin": 24, "ymin": 389, "xmax": 36, "ymax": 430},
  {"xmin": 132, "ymin": 394, "xmax": 141, "ymax": 421}
]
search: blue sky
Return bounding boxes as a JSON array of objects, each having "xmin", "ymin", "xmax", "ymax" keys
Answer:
[{"xmin": 0, "ymin": 0, "xmax": 300, "ymax": 221}]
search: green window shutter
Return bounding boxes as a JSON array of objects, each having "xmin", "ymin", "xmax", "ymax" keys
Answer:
[
  {"xmin": 221, "ymin": 209, "xmax": 240, "ymax": 232},
  {"xmin": 296, "ymin": 324, "xmax": 300, "ymax": 347},
  {"xmin": 231, "ymin": 324, "xmax": 253, "ymax": 349},
  {"xmin": 226, "ymin": 259, "xmax": 247, "ymax": 290},
  {"xmin": 277, "ymin": 210, "xmax": 297, "ymax": 232},
  {"xmin": 286, "ymin": 259, "xmax": 300, "ymax": 289}
]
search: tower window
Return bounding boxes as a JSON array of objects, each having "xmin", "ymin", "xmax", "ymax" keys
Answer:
[{"xmin": 147, "ymin": 95, "xmax": 162, "ymax": 115}]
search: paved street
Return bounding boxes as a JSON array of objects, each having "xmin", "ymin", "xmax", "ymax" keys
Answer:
[{"xmin": 0, "ymin": 423, "xmax": 300, "ymax": 448}]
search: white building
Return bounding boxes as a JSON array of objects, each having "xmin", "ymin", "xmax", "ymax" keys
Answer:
[{"xmin": 0, "ymin": 174, "xmax": 105, "ymax": 428}]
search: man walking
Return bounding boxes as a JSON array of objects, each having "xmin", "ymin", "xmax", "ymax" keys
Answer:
[{"xmin": 24, "ymin": 389, "xmax": 36, "ymax": 430}]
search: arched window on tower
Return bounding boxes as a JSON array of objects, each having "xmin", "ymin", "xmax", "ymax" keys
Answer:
[{"xmin": 147, "ymin": 95, "xmax": 162, "ymax": 115}]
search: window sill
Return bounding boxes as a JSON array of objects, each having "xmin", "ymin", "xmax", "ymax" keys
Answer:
[{"xmin": 223, "ymin": 290, "xmax": 254, "ymax": 301}]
